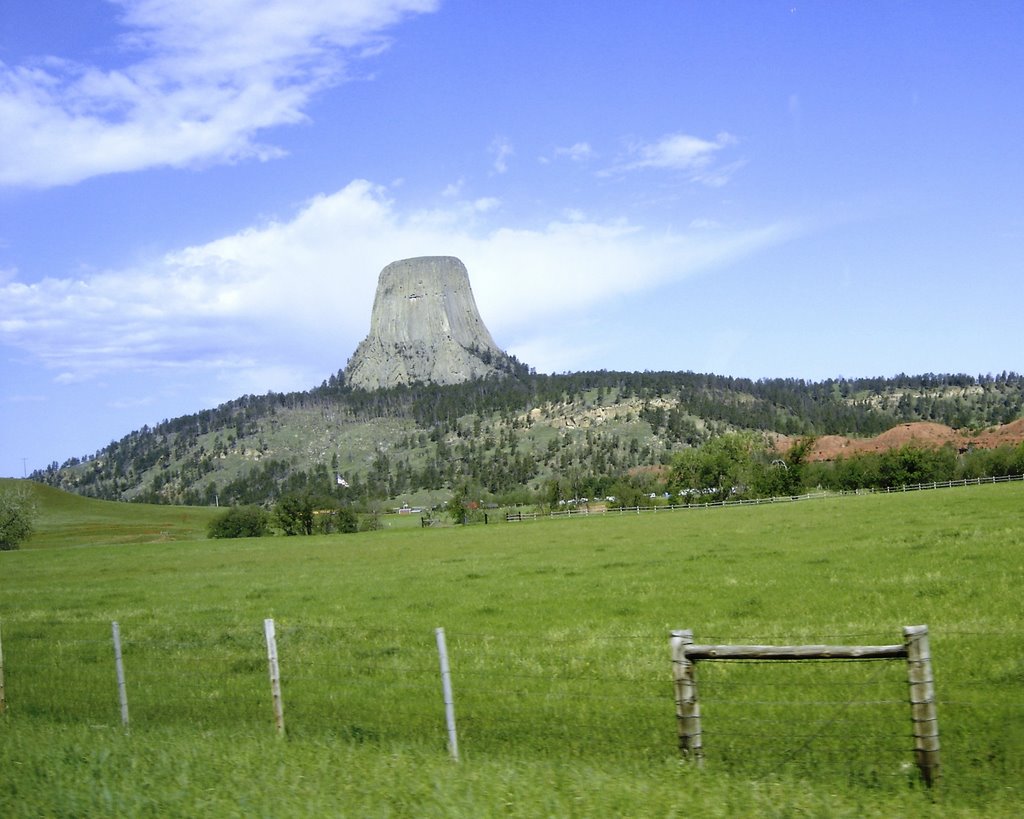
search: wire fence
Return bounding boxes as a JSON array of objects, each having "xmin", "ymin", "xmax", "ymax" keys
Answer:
[
  {"xmin": 537, "ymin": 473, "xmax": 1024, "ymax": 519},
  {"xmin": 2, "ymin": 619, "xmax": 1020, "ymax": 790}
]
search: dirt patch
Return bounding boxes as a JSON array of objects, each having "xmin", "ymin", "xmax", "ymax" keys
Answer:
[
  {"xmin": 968, "ymin": 417, "xmax": 1024, "ymax": 449},
  {"xmin": 778, "ymin": 420, "xmax": 1024, "ymax": 462}
]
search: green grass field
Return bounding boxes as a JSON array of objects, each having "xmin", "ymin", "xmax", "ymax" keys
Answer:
[
  {"xmin": 10, "ymin": 479, "xmax": 220, "ymax": 548},
  {"xmin": 2, "ymin": 480, "xmax": 1022, "ymax": 816}
]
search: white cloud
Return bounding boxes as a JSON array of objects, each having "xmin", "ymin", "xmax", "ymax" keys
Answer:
[
  {"xmin": 0, "ymin": 179, "xmax": 797, "ymax": 381},
  {"xmin": 554, "ymin": 141, "xmax": 594, "ymax": 161},
  {"xmin": 688, "ymin": 218, "xmax": 722, "ymax": 230},
  {"xmin": 490, "ymin": 136, "xmax": 514, "ymax": 174},
  {"xmin": 0, "ymin": 0, "xmax": 439, "ymax": 188},
  {"xmin": 690, "ymin": 159, "xmax": 747, "ymax": 189},
  {"xmin": 604, "ymin": 131, "xmax": 741, "ymax": 184},
  {"xmin": 441, "ymin": 179, "xmax": 465, "ymax": 197},
  {"xmin": 635, "ymin": 132, "xmax": 735, "ymax": 169},
  {"xmin": 472, "ymin": 197, "xmax": 501, "ymax": 213}
]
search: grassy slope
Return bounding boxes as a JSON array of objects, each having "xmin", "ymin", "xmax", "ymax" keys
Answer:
[
  {"xmin": 2, "ymin": 483, "xmax": 1022, "ymax": 815},
  {"xmin": 2, "ymin": 478, "xmax": 219, "ymax": 549}
]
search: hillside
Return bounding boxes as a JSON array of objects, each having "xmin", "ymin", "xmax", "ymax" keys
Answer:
[
  {"xmin": 1, "ymin": 478, "xmax": 218, "ymax": 549},
  {"xmin": 780, "ymin": 418, "xmax": 1024, "ymax": 462},
  {"xmin": 29, "ymin": 370, "xmax": 1024, "ymax": 507}
]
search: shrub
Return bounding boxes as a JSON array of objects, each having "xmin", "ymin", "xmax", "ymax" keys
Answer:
[
  {"xmin": 312, "ymin": 506, "xmax": 359, "ymax": 534},
  {"xmin": 0, "ymin": 484, "xmax": 38, "ymax": 550},
  {"xmin": 337, "ymin": 508, "xmax": 360, "ymax": 533},
  {"xmin": 274, "ymin": 492, "xmax": 315, "ymax": 535},
  {"xmin": 358, "ymin": 511, "xmax": 382, "ymax": 532},
  {"xmin": 207, "ymin": 506, "xmax": 269, "ymax": 539}
]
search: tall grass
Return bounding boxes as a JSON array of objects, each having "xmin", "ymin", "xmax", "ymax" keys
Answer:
[{"xmin": 2, "ymin": 482, "xmax": 1022, "ymax": 815}]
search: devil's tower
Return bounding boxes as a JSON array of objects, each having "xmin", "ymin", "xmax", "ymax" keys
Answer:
[{"xmin": 345, "ymin": 256, "xmax": 515, "ymax": 390}]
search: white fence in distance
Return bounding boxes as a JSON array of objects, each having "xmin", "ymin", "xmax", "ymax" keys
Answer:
[{"xmin": 542, "ymin": 473, "xmax": 1024, "ymax": 519}]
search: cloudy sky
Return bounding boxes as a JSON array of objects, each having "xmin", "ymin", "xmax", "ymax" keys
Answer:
[{"xmin": 2, "ymin": 1, "xmax": 1022, "ymax": 477}]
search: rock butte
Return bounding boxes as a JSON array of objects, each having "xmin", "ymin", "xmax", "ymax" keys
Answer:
[{"xmin": 345, "ymin": 256, "xmax": 514, "ymax": 390}]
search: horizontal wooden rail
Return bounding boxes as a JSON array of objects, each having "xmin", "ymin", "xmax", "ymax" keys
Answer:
[
  {"xmin": 683, "ymin": 643, "xmax": 907, "ymax": 661},
  {"xmin": 671, "ymin": 626, "xmax": 939, "ymax": 787}
]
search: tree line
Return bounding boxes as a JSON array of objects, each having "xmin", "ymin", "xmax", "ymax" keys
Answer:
[
  {"xmin": 665, "ymin": 433, "xmax": 1024, "ymax": 503},
  {"xmin": 29, "ymin": 369, "xmax": 1024, "ymax": 509}
]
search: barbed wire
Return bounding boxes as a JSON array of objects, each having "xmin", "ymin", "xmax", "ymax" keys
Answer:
[
  {"xmin": 7, "ymin": 619, "xmax": 1022, "ymax": 647},
  {"xmin": 2, "ymin": 616, "xmax": 1013, "ymax": 786}
]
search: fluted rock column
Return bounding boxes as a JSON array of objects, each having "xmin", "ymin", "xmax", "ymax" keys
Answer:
[{"xmin": 345, "ymin": 256, "xmax": 512, "ymax": 390}]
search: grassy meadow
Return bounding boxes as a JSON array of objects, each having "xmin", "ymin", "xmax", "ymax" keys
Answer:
[
  {"xmin": 12, "ymin": 479, "xmax": 220, "ymax": 548},
  {"xmin": 1, "ymin": 480, "xmax": 1022, "ymax": 816}
]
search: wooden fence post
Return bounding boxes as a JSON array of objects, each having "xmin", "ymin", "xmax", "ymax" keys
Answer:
[
  {"xmin": 435, "ymin": 627, "xmax": 459, "ymax": 761},
  {"xmin": 671, "ymin": 626, "xmax": 937, "ymax": 786},
  {"xmin": 111, "ymin": 621, "xmax": 129, "ymax": 731},
  {"xmin": 904, "ymin": 624, "xmax": 940, "ymax": 786},
  {"xmin": 264, "ymin": 618, "xmax": 285, "ymax": 737},
  {"xmin": 670, "ymin": 629, "xmax": 702, "ymax": 764}
]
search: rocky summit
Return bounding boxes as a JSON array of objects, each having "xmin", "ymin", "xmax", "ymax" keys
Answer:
[{"xmin": 345, "ymin": 256, "xmax": 514, "ymax": 390}]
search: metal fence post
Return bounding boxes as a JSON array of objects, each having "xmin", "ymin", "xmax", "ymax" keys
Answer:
[
  {"xmin": 435, "ymin": 627, "xmax": 459, "ymax": 761},
  {"xmin": 112, "ymin": 621, "xmax": 129, "ymax": 731},
  {"xmin": 264, "ymin": 618, "xmax": 285, "ymax": 737}
]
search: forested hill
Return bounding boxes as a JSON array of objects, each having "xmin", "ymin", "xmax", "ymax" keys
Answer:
[{"xmin": 32, "ymin": 370, "xmax": 1024, "ymax": 507}]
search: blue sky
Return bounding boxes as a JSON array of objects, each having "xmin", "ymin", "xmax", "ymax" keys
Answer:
[{"xmin": 1, "ymin": 1, "xmax": 1022, "ymax": 477}]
